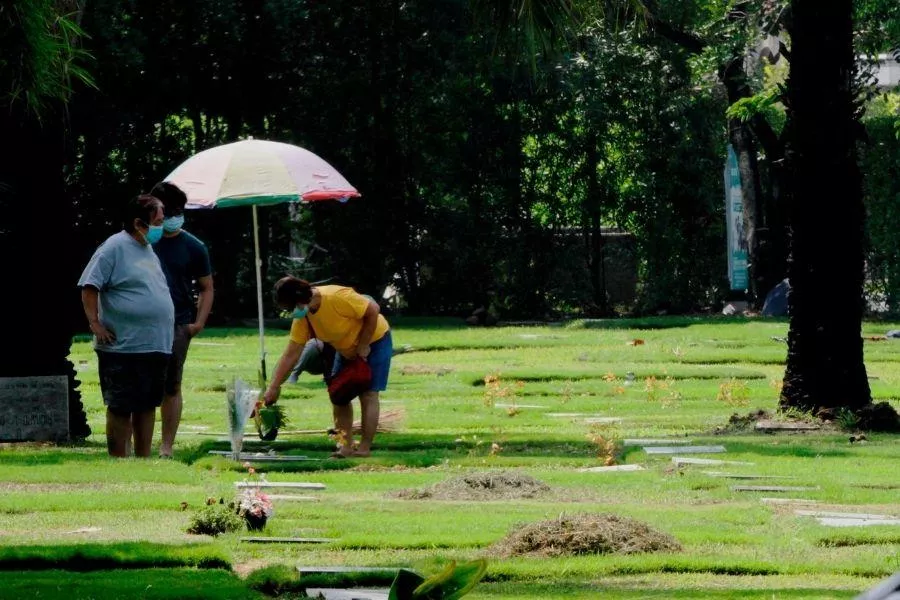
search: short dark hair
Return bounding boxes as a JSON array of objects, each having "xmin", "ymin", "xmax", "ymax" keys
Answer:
[
  {"xmin": 150, "ymin": 181, "xmax": 188, "ymax": 214},
  {"xmin": 123, "ymin": 195, "xmax": 163, "ymax": 232},
  {"xmin": 273, "ymin": 276, "xmax": 312, "ymax": 308}
]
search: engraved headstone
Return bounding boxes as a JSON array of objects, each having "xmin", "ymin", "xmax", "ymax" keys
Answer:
[{"xmin": 0, "ymin": 376, "xmax": 69, "ymax": 442}]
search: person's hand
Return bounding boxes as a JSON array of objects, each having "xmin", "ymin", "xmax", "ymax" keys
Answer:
[
  {"xmin": 263, "ymin": 386, "xmax": 280, "ymax": 406},
  {"xmin": 356, "ymin": 343, "xmax": 371, "ymax": 360},
  {"xmin": 187, "ymin": 322, "xmax": 204, "ymax": 338},
  {"xmin": 90, "ymin": 321, "xmax": 116, "ymax": 345}
]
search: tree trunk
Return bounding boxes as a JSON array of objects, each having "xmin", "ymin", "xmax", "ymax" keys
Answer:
[
  {"xmin": 779, "ymin": 0, "xmax": 870, "ymax": 414},
  {"xmin": 583, "ymin": 126, "xmax": 608, "ymax": 314},
  {"xmin": 0, "ymin": 107, "xmax": 91, "ymax": 439}
]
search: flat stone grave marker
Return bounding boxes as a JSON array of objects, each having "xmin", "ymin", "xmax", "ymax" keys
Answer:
[
  {"xmin": 732, "ymin": 485, "xmax": 819, "ymax": 492},
  {"xmin": 241, "ymin": 536, "xmax": 336, "ymax": 543},
  {"xmin": 65, "ymin": 527, "xmax": 101, "ymax": 534},
  {"xmin": 547, "ymin": 413, "xmax": 590, "ymax": 417},
  {"xmin": 760, "ymin": 498, "xmax": 819, "ymax": 505},
  {"xmin": 795, "ymin": 510, "xmax": 898, "ymax": 520},
  {"xmin": 814, "ymin": 517, "xmax": 900, "ymax": 527},
  {"xmin": 298, "ymin": 566, "xmax": 401, "ymax": 575},
  {"xmin": 702, "ymin": 472, "xmax": 795, "ymax": 480},
  {"xmin": 495, "ymin": 403, "xmax": 546, "ymax": 409},
  {"xmin": 267, "ymin": 495, "xmax": 320, "ymax": 502},
  {"xmin": 304, "ymin": 588, "xmax": 389, "ymax": 600},
  {"xmin": 755, "ymin": 420, "xmax": 821, "ymax": 431},
  {"xmin": 0, "ymin": 376, "xmax": 69, "ymax": 442},
  {"xmin": 210, "ymin": 450, "xmax": 306, "ymax": 457},
  {"xmin": 209, "ymin": 451, "xmax": 320, "ymax": 462},
  {"xmin": 235, "ymin": 482, "xmax": 326, "ymax": 490},
  {"xmin": 673, "ymin": 457, "xmax": 754, "ymax": 466},
  {"xmin": 644, "ymin": 445, "xmax": 726, "ymax": 455},
  {"xmin": 624, "ymin": 439, "xmax": 693, "ymax": 446},
  {"xmin": 577, "ymin": 464, "xmax": 645, "ymax": 473},
  {"xmin": 584, "ymin": 417, "xmax": 623, "ymax": 424}
]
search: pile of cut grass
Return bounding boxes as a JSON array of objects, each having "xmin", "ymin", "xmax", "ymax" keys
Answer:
[
  {"xmin": 391, "ymin": 470, "xmax": 551, "ymax": 500},
  {"xmin": 491, "ymin": 513, "xmax": 683, "ymax": 558}
]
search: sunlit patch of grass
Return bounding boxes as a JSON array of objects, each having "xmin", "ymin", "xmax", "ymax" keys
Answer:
[{"xmin": 35, "ymin": 317, "xmax": 900, "ymax": 598}]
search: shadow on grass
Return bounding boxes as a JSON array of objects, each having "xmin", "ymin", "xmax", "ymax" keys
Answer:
[
  {"xmin": 714, "ymin": 440, "xmax": 853, "ymax": 459},
  {"xmin": 246, "ymin": 564, "xmax": 401, "ymax": 594},
  {"xmin": 469, "ymin": 369, "xmax": 767, "ymax": 386},
  {"xmin": 187, "ymin": 435, "xmax": 603, "ymax": 471},
  {"xmin": 1, "ymin": 569, "xmax": 259, "ymax": 600},
  {"xmin": 817, "ymin": 532, "xmax": 900, "ymax": 547},
  {"xmin": 570, "ymin": 316, "xmax": 790, "ymax": 330},
  {"xmin": 476, "ymin": 581, "xmax": 860, "ymax": 599},
  {"xmin": 678, "ymin": 357, "xmax": 786, "ymax": 366},
  {"xmin": 0, "ymin": 442, "xmax": 114, "ymax": 466},
  {"xmin": 0, "ymin": 542, "xmax": 229, "ymax": 571}
]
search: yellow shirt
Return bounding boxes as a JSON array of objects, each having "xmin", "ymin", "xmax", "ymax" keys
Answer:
[{"xmin": 289, "ymin": 285, "xmax": 389, "ymax": 357}]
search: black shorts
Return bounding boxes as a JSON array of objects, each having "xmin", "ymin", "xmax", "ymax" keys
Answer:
[
  {"xmin": 97, "ymin": 350, "xmax": 169, "ymax": 415},
  {"xmin": 164, "ymin": 324, "xmax": 193, "ymax": 395}
]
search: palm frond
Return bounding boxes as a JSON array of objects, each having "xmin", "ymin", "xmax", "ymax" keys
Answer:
[{"xmin": 0, "ymin": 0, "xmax": 93, "ymax": 118}]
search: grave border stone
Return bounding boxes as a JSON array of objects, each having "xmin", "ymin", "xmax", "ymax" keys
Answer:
[{"xmin": 0, "ymin": 375, "xmax": 69, "ymax": 442}]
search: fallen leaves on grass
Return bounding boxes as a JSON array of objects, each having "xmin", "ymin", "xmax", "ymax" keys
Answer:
[{"xmin": 390, "ymin": 470, "xmax": 550, "ymax": 501}]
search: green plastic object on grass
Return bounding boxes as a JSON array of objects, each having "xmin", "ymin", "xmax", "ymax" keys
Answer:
[{"xmin": 388, "ymin": 559, "xmax": 487, "ymax": 600}]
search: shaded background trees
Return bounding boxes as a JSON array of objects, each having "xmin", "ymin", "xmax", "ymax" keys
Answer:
[
  {"xmin": 64, "ymin": 0, "xmax": 741, "ymax": 321},
  {"xmin": 59, "ymin": 0, "xmax": 900, "ymax": 323},
  {"xmin": 4, "ymin": 0, "xmax": 900, "ymax": 429}
]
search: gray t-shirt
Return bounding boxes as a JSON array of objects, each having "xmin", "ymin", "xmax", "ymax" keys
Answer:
[{"xmin": 78, "ymin": 231, "xmax": 175, "ymax": 354}]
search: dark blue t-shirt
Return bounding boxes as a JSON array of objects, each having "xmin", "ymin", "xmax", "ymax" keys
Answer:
[{"xmin": 153, "ymin": 230, "xmax": 212, "ymax": 326}]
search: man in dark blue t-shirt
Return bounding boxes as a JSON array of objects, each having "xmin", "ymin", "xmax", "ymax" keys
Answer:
[{"xmin": 151, "ymin": 182, "xmax": 214, "ymax": 458}]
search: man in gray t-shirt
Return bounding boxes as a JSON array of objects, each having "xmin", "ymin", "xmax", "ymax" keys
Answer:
[
  {"xmin": 79, "ymin": 195, "xmax": 174, "ymax": 458},
  {"xmin": 79, "ymin": 230, "xmax": 174, "ymax": 354}
]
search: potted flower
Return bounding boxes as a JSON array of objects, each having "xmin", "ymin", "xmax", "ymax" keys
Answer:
[{"xmin": 236, "ymin": 466, "xmax": 274, "ymax": 531}]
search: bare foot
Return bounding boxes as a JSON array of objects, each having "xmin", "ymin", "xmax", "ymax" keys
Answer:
[
  {"xmin": 329, "ymin": 449, "xmax": 353, "ymax": 459},
  {"xmin": 352, "ymin": 449, "xmax": 371, "ymax": 458}
]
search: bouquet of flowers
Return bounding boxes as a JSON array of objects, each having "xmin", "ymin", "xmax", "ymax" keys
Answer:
[
  {"xmin": 236, "ymin": 465, "xmax": 274, "ymax": 531},
  {"xmin": 253, "ymin": 403, "xmax": 289, "ymax": 441}
]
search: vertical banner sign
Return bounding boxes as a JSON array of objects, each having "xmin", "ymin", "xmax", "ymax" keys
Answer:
[{"xmin": 724, "ymin": 144, "xmax": 748, "ymax": 290}]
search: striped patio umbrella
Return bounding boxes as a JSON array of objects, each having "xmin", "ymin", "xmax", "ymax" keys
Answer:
[{"xmin": 164, "ymin": 139, "xmax": 361, "ymax": 383}]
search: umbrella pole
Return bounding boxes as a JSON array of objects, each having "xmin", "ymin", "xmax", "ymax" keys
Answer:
[{"xmin": 252, "ymin": 205, "xmax": 267, "ymax": 386}]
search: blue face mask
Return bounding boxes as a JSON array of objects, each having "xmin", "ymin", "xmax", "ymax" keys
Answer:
[
  {"xmin": 292, "ymin": 306, "xmax": 309, "ymax": 319},
  {"xmin": 163, "ymin": 215, "xmax": 184, "ymax": 233},
  {"xmin": 144, "ymin": 224, "xmax": 164, "ymax": 245}
]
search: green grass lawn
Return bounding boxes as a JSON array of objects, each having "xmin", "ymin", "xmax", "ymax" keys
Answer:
[{"xmin": 1, "ymin": 316, "xmax": 899, "ymax": 599}]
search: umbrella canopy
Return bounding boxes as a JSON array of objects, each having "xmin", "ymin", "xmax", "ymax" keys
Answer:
[
  {"xmin": 165, "ymin": 139, "xmax": 360, "ymax": 208},
  {"xmin": 162, "ymin": 139, "xmax": 360, "ymax": 385}
]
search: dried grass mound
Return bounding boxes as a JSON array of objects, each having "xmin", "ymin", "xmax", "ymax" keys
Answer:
[
  {"xmin": 392, "ymin": 470, "xmax": 551, "ymax": 501},
  {"xmin": 491, "ymin": 513, "xmax": 682, "ymax": 558}
]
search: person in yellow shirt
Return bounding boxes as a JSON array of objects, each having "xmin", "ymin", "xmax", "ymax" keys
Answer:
[{"xmin": 264, "ymin": 276, "xmax": 392, "ymax": 457}]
